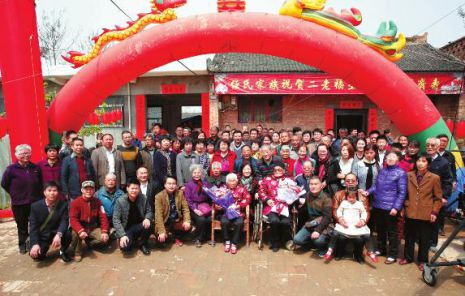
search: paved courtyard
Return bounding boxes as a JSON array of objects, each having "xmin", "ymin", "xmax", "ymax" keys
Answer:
[{"xmin": 0, "ymin": 219, "xmax": 464, "ymax": 296}]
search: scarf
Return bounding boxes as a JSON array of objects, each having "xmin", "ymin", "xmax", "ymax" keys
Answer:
[
  {"xmin": 194, "ymin": 179, "xmax": 203, "ymax": 193},
  {"xmin": 160, "ymin": 149, "xmax": 172, "ymax": 175},
  {"xmin": 240, "ymin": 176, "xmax": 253, "ymax": 192},
  {"xmin": 363, "ymin": 158, "xmax": 376, "ymax": 190},
  {"xmin": 295, "ymin": 157, "xmax": 309, "ymax": 176},
  {"xmin": 317, "ymin": 156, "xmax": 329, "ymax": 181}
]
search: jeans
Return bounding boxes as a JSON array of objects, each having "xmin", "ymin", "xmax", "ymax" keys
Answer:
[
  {"xmin": 12, "ymin": 204, "xmax": 31, "ymax": 249},
  {"xmin": 221, "ymin": 216, "xmax": 244, "ymax": 245},
  {"xmin": 293, "ymin": 226, "xmax": 328, "ymax": 252}
]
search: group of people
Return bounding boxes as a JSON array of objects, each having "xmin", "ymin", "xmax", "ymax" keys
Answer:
[{"xmin": 0, "ymin": 123, "xmax": 455, "ymax": 271}]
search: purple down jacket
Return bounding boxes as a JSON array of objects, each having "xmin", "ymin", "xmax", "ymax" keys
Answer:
[{"xmin": 368, "ymin": 165, "xmax": 407, "ymax": 211}]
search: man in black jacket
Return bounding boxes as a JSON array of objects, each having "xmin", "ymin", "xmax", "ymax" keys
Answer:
[
  {"xmin": 152, "ymin": 136, "xmax": 176, "ymax": 193},
  {"xmin": 426, "ymin": 138, "xmax": 453, "ymax": 248},
  {"xmin": 113, "ymin": 180, "xmax": 153, "ymax": 255},
  {"xmin": 29, "ymin": 181, "xmax": 71, "ymax": 262}
]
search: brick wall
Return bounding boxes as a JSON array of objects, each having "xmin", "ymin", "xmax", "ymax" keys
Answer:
[
  {"xmin": 442, "ymin": 38, "xmax": 465, "ymax": 61},
  {"xmin": 217, "ymin": 94, "xmax": 459, "ymax": 138}
]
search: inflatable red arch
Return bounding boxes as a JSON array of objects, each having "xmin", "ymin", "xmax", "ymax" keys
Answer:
[{"xmin": 47, "ymin": 12, "xmax": 461, "ymax": 162}]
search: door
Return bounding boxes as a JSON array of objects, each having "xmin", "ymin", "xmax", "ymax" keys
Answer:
[{"xmin": 334, "ymin": 109, "xmax": 368, "ymax": 133}]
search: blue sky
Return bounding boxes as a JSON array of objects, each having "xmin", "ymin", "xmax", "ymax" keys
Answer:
[{"xmin": 36, "ymin": 0, "xmax": 465, "ymax": 52}]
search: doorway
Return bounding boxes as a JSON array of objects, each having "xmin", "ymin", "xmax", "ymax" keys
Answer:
[
  {"xmin": 334, "ymin": 109, "xmax": 368, "ymax": 133},
  {"xmin": 146, "ymin": 94, "xmax": 201, "ymax": 134}
]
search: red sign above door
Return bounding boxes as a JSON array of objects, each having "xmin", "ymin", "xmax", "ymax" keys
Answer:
[{"xmin": 161, "ymin": 84, "xmax": 186, "ymax": 94}]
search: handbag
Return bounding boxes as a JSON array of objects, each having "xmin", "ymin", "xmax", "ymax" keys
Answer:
[{"xmin": 197, "ymin": 202, "xmax": 212, "ymax": 216}]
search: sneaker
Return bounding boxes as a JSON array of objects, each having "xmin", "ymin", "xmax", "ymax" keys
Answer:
[
  {"xmin": 195, "ymin": 240, "xmax": 202, "ymax": 248},
  {"xmin": 384, "ymin": 257, "xmax": 396, "ymax": 264},
  {"xmin": 323, "ymin": 249, "xmax": 333, "ymax": 261},
  {"xmin": 59, "ymin": 251, "xmax": 72, "ymax": 263},
  {"xmin": 224, "ymin": 242, "xmax": 231, "ymax": 253},
  {"xmin": 367, "ymin": 252, "xmax": 379, "ymax": 263},
  {"xmin": 230, "ymin": 244, "xmax": 237, "ymax": 255},
  {"xmin": 418, "ymin": 263, "xmax": 425, "ymax": 272},
  {"xmin": 398, "ymin": 259, "xmax": 412, "ymax": 265},
  {"xmin": 174, "ymin": 239, "xmax": 183, "ymax": 247}
]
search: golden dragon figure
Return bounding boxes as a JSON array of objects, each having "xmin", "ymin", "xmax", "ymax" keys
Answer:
[
  {"xmin": 63, "ymin": 0, "xmax": 186, "ymax": 68},
  {"xmin": 280, "ymin": 0, "xmax": 406, "ymax": 62}
]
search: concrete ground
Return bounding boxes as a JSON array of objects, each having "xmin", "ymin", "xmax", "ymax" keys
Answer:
[{"xmin": 0, "ymin": 219, "xmax": 464, "ymax": 296}]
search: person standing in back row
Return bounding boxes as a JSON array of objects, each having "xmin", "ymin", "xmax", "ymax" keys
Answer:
[{"xmin": 117, "ymin": 130, "xmax": 142, "ymax": 183}]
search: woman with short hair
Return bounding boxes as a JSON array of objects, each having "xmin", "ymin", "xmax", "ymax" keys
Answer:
[{"xmin": 183, "ymin": 164, "xmax": 211, "ymax": 247}]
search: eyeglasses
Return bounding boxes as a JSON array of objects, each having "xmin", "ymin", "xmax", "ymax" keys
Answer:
[{"xmin": 425, "ymin": 143, "xmax": 436, "ymax": 147}]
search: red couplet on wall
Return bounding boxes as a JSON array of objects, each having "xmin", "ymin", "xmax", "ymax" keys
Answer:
[
  {"xmin": 201, "ymin": 93, "xmax": 211, "ymax": 136},
  {"xmin": 135, "ymin": 95, "xmax": 147, "ymax": 139},
  {"xmin": 325, "ymin": 109, "xmax": 334, "ymax": 132},
  {"xmin": 368, "ymin": 109, "xmax": 378, "ymax": 132}
]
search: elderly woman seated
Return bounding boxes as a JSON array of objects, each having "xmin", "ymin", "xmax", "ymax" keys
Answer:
[
  {"xmin": 183, "ymin": 164, "xmax": 212, "ymax": 248},
  {"xmin": 258, "ymin": 164, "xmax": 304, "ymax": 252},
  {"xmin": 219, "ymin": 173, "xmax": 251, "ymax": 254}
]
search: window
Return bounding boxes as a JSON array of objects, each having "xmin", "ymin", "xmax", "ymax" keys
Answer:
[
  {"xmin": 147, "ymin": 106, "xmax": 162, "ymax": 130},
  {"xmin": 181, "ymin": 106, "xmax": 202, "ymax": 120},
  {"xmin": 238, "ymin": 96, "xmax": 282, "ymax": 123}
]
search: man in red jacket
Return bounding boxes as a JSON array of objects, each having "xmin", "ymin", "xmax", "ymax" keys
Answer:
[{"xmin": 70, "ymin": 180, "xmax": 109, "ymax": 262}]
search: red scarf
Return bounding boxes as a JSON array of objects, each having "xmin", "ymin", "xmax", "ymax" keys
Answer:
[{"xmin": 317, "ymin": 157, "xmax": 328, "ymax": 180}]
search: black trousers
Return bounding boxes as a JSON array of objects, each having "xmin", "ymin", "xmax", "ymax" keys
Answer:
[
  {"xmin": 431, "ymin": 206, "xmax": 446, "ymax": 246},
  {"xmin": 12, "ymin": 204, "xmax": 31, "ymax": 248},
  {"xmin": 404, "ymin": 218, "xmax": 433, "ymax": 263},
  {"xmin": 121, "ymin": 222, "xmax": 153, "ymax": 252},
  {"xmin": 220, "ymin": 216, "xmax": 244, "ymax": 245},
  {"xmin": 33, "ymin": 229, "xmax": 72, "ymax": 260},
  {"xmin": 373, "ymin": 208, "xmax": 399, "ymax": 258},
  {"xmin": 328, "ymin": 231, "xmax": 373, "ymax": 257},
  {"xmin": 191, "ymin": 211, "xmax": 211, "ymax": 242},
  {"xmin": 268, "ymin": 212, "xmax": 291, "ymax": 246}
]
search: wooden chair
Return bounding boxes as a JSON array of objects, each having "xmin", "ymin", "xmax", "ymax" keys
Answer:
[{"xmin": 211, "ymin": 204, "xmax": 250, "ymax": 247}]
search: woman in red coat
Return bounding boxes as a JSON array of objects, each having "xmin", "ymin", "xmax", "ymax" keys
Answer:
[{"xmin": 211, "ymin": 140, "xmax": 236, "ymax": 176}]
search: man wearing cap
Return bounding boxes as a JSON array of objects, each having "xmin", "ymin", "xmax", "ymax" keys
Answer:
[
  {"xmin": 69, "ymin": 180, "xmax": 110, "ymax": 262},
  {"xmin": 113, "ymin": 180, "xmax": 153, "ymax": 255}
]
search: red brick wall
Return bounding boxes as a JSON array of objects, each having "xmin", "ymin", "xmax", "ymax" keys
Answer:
[
  {"xmin": 442, "ymin": 38, "xmax": 465, "ymax": 61},
  {"xmin": 218, "ymin": 94, "xmax": 458, "ymax": 138}
]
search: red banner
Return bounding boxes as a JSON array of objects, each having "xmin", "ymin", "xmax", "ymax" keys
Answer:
[{"xmin": 214, "ymin": 73, "xmax": 463, "ymax": 95}]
